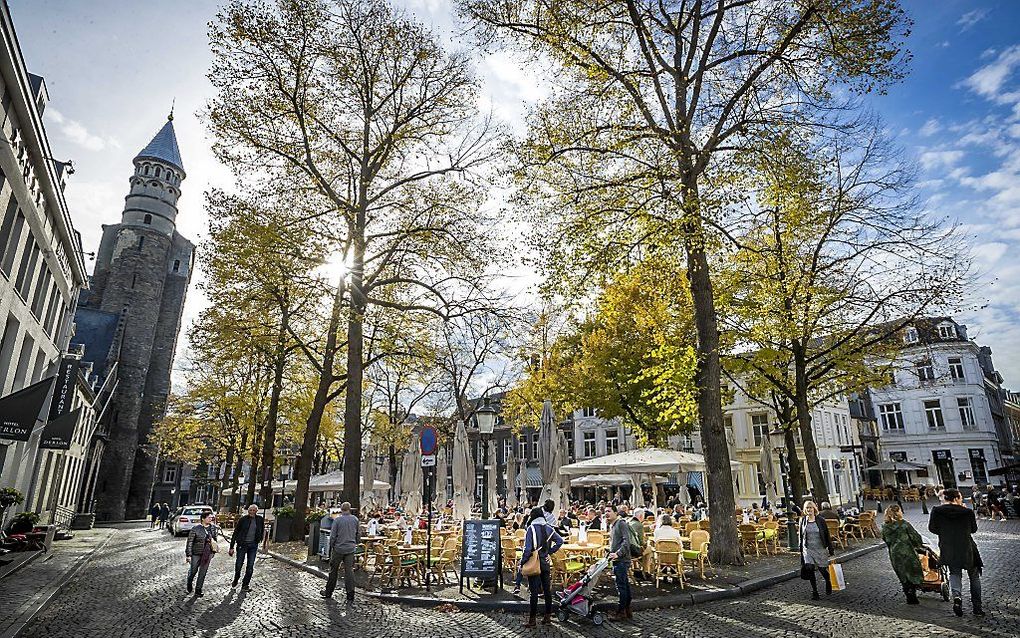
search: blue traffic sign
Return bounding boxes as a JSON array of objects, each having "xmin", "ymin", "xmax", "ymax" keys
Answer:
[{"xmin": 420, "ymin": 425, "xmax": 438, "ymax": 456}]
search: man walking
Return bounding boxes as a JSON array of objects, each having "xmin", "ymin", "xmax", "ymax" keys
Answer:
[
  {"xmin": 606, "ymin": 505, "xmax": 632, "ymax": 620},
  {"xmin": 229, "ymin": 504, "xmax": 265, "ymax": 591},
  {"xmin": 321, "ymin": 501, "xmax": 360, "ymax": 603},
  {"xmin": 929, "ymin": 488, "xmax": 984, "ymax": 617}
]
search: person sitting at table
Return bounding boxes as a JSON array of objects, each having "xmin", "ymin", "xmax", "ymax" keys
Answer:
[
  {"xmin": 556, "ymin": 509, "xmax": 572, "ymax": 536},
  {"xmin": 818, "ymin": 502, "xmax": 841, "ymax": 522},
  {"xmin": 582, "ymin": 508, "xmax": 601, "ymax": 531},
  {"xmin": 511, "ymin": 511, "xmax": 527, "ymax": 531},
  {"xmin": 653, "ymin": 515, "xmax": 683, "ymax": 543}
]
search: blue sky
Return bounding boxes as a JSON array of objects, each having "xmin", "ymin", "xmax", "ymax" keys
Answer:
[{"xmin": 8, "ymin": 0, "xmax": 1020, "ymax": 386}]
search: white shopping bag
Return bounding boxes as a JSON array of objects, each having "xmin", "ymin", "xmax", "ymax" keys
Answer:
[
  {"xmin": 404, "ymin": 528, "xmax": 413, "ymax": 545},
  {"xmin": 578, "ymin": 525, "xmax": 588, "ymax": 544},
  {"xmin": 828, "ymin": 562, "xmax": 846, "ymax": 591}
]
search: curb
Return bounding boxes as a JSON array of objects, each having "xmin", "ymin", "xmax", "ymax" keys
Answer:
[
  {"xmin": 0, "ymin": 550, "xmax": 44, "ymax": 582},
  {"xmin": 3, "ymin": 531, "xmax": 115, "ymax": 638},
  {"xmin": 267, "ymin": 541, "xmax": 887, "ymax": 613}
]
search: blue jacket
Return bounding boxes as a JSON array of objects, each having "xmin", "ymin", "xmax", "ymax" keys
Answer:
[{"xmin": 520, "ymin": 520, "xmax": 563, "ymax": 565}]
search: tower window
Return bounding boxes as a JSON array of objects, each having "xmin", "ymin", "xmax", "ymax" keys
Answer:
[
  {"xmin": 143, "ymin": 165, "xmax": 150, "ymax": 176},
  {"xmin": 131, "ymin": 273, "xmax": 137, "ymax": 288},
  {"xmin": 137, "ymin": 236, "xmax": 144, "ymax": 250},
  {"xmin": 143, "ymin": 214, "xmax": 152, "ymax": 225},
  {"xmin": 173, "ymin": 259, "xmax": 180, "ymax": 273},
  {"xmin": 155, "ymin": 167, "xmax": 162, "ymax": 178}
]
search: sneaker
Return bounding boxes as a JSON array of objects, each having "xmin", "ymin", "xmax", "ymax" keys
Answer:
[
  {"xmin": 195, "ymin": 590, "xmax": 203, "ymax": 598},
  {"xmin": 319, "ymin": 589, "xmax": 332, "ymax": 599},
  {"xmin": 953, "ymin": 597, "xmax": 963, "ymax": 617},
  {"xmin": 241, "ymin": 585, "xmax": 251, "ymax": 592},
  {"xmin": 811, "ymin": 592, "xmax": 820, "ymax": 601},
  {"xmin": 187, "ymin": 583, "xmax": 193, "ymax": 594},
  {"xmin": 231, "ymin": 579, "xmax": 238, "ymax": 587},
  {"xmin": 973, "ymin": 609, "xmax": 986, "ymax": 617}
]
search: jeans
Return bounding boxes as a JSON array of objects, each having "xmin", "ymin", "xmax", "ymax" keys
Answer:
[
  {"xmin": 234, "ymin": 542, "xmax": 258, "ymax": 587},
  {"xmin": 187, "ymin": 555, "xmax": 209, "ymax": 592},
  {"xmin": 527, "ymin": 560, "xmax": 552, "ymax": 617},
  {"xmin": 325, "ymin": 550, "xmax": 356, "ymax": 599},
  {"xmin": 613, "ymin": 560, "xmax": 632, "ymax": 611},
  {"xmin": 948, "ymin": 566, "xmax": 982, "ymax": 609}
]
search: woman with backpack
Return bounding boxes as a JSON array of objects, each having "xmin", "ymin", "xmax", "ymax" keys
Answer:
[{"xmin": 519, "ymin": 506, "xmax": 564, "ymax": 628}]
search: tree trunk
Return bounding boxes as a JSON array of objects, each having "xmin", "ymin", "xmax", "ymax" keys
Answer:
[
  {"xmin": 259, "ymin": 304, "xmax": 290, "ymax": 507},
  {"xmin": 794, "ymin": 345, "xmax": 829, "ymax": 504},
  {"xmin": 341, "ymin": 211, "xmax": 368, "ymax": 513},
  {"xmin": 683, "ymin": 177, "xmax": 742, "ymax": 566},
  {"xmin": 218, "ymin": 444, "xmax": 235, "ymax": 512},
  {"xmin": 229, "ymin": 427, "xmax": 248, "ymax": 511},
  {"xmin": 244, "ymin": 419, "xmax": 263, "ymax": 509},
  {"xmin": 290, "ymin": 279, "xmax": 345, "ymax": 540},
  {"xmin": 776, "ymin": 398, "xmax": 807, "ymax": 501}
]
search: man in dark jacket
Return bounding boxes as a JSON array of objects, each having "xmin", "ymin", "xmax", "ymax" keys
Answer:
[
  {"xmin": 229, "ymin": 504, "xmax": 265, "ymax": 591},
  {"xmin": 929, "ymin": 488, "xmax": 984, "ymax": 617},
  {"xmin": 606, "ymin": 505, "xmax": 633, "ymax": 620}
]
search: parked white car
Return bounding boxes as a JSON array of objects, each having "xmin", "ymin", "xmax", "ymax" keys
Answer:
[{"xmin": 169, "ymin": 505, "xmax": 213, "ymax": 536}]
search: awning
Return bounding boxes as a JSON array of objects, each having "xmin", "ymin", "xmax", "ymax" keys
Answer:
[
  {"xmin": 559, "ymin": 448, "xmax": 742, "ymax": 476},
  {"xmin": 221, "ymin": 477, "xmax": 391, "ymax": 497},
  {"xmin": 867, "ymin": 460, "xmax": 927, "ymax": 472},
  {"xmin": 0, "ymin": 377, "xmax": 55, "ymax": 442},
  {"xmin": 40, "ymin": 407, "xmax": 81, "ymax": 450},
  {"xmin": 570, "ymin": 474, "xmax": 633, "ymax": 487},
  {"xmin": 989, "ymin": 463, "xmax": 1020, "ymax": 477}
]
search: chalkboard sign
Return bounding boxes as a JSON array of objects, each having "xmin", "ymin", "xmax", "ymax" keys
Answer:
[{"xmin": 459, "ymin": 519, "xmax": 502, "ymax": 592}]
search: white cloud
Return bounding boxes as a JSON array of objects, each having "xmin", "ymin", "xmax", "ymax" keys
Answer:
[
  {"xmin": 47, "ymin": 108, "xmax": 120, "ymax": 152},
  {"xmin": 959, "ymin": 44, "xmax": 1020, "ymax": 105},
  {"xmin": 919, "ymin": 149, "xmax": 964, "ymax": 170},
  {"xmin": 919, "ymin": 117, "xmax": 941, "ymax": 136},
  {"xmin": 957, "ymin": 9, "xmax": 989, "ymax": 31}
]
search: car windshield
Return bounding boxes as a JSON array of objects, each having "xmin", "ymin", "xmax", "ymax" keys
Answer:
[{"xmin": 183, "ymin": 508, "xmax": 209, "ymax": 516}]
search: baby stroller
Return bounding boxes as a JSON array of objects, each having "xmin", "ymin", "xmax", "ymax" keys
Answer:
[
  {"xmin": 917, "ymin": 544, "xmax": 950, "ymax": 601},
  {"xmin": 557, "ymin": 556, "xmax": 612, "ymax": 625}
]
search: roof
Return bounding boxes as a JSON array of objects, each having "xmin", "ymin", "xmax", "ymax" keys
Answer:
[
  {"xmin": 135, "ymin": 117, "xmax": 184, "ymax": 173},
  {"xmin": 70, "ymin": 307, "xmax": 120, "ymax": 379}
]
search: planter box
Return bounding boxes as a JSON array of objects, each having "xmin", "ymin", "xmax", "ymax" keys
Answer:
[{"xmin": 272, "ymin": 517, "xmax": 294, "ymax": 543}]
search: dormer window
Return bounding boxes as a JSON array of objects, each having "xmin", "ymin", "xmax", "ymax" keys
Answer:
[
  {"xmin": 904, "ymin": 327, "xmax": 919, "ymax": 344},
  {"xmin": 938, "ymin": 323, "xmax": 956, "ymax": 340}
]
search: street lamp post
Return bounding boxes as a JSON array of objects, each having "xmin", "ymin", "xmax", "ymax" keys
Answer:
[
  {"xmin": 769, "ymin": 429, "xmax": 799, "ymax": 552},
  {"xmin": 475, "ymin": 398, "xmax": 497, "ymax": 520}
]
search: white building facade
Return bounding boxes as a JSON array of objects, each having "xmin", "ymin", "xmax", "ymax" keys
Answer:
[
  {"xmin": 867, "ymin": 318, "xmax": 1005, "ymax": 492},
  {"xmin": 0, "ymin": 3, "xmax": 88, "ymax": 516}
]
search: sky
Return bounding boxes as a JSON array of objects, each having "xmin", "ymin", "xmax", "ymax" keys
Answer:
[{"xmin": 7, "ymin": 0, "xmax": 1020, "ymax": 386}]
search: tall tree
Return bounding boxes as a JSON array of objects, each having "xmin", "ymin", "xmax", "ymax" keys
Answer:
[
  {"xmin": 207, "ymin": 0, "xmax": 501, "ymax": 534},
  {"xmin": 458, "ymin": 0, "xmax": 911, "ymax": 564},
  {"xmin": 722, "ymin": 122, "xmax": 971, "ymax": 504}
]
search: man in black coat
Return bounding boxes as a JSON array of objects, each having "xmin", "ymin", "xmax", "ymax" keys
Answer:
[
  {"xmin": 929, "ymin": 488, "xmax": 983, "ymax": 617},
  {"xmin": 229, "ymin": 504, "xmax": 265, "ymax": 591}
]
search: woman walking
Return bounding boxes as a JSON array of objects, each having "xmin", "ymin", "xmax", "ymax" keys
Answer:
[
  {"xmin": 880, "ymin": 504, "xmax": 924, "ymax": 604},
  {"xmin": 799, "ymin": 500, "xmax": 835, "ymax": 600},
  {"xmin": 185, "ymin": 511, "xmax": 220, "ymax": 597},
  {"xmin": 520, "ymin": 506, "xmax": 564, "ymax": 627}
]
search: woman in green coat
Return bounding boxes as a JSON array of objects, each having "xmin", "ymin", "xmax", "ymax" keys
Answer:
[{"xmin": 881, "ymin": 504, "xmax": 924, "ymax": 604}]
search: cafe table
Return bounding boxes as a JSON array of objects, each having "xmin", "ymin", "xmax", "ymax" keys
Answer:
[
  {"xmin": 398, "ymin": 544, "xmax": 429, "ymax": 578},
  {"xmin": 560, "ymin": 543, "xmax": 604, "ymax": 565}
]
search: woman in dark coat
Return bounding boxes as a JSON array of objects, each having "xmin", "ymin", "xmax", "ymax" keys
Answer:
[
  {"xmin": 929, "ymin": 489, "xmax": 984, "ymax": 616},
  {"xmin": 798, "ymin": 500, "xmax": 835, "ymax": 600},
  {"xmin": 880, "ymin": 505, "xmax": 923, "ymax": 604}
]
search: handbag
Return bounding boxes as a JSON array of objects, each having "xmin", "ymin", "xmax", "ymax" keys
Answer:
[
  {"xmin": 521, "ymin": 526, "xmax": 542, "ymax": 577},
  {"xmin": 208, "ymin": 526, "xmax": 220, "ymax": 553}
]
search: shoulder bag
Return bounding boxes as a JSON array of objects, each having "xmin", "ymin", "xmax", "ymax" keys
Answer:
[
  {"xmin": 521, "ymin": 526, "xmax": 542, "ymax": 577},
  {"xmin": 208, "ymin": 526, "xmax": 220, "ymax": 553}
]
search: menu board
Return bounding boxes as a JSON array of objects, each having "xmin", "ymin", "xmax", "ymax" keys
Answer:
[{"xmin": 460, "ymin": 519, "xmax": 502, "ymax": 580}]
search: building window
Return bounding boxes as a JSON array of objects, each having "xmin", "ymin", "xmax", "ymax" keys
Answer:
[
  {"xmin": 754, "ymin": 463, "xmax": 766, "ymax": 496},
  {"xmin": 143, "ymin": 214, "xmax": 152, "ymax": 225},
  {"xmin": 173, "ymin": 259, "xmax": 181, "ymax": 273},
  {"xmin": 680, "ymin": 434, "xmax": 695, "ymax": 453},
  {"xmin": 724, "ymin": 414, "xmax": 734, "ymax": 446},
  {"xmin": 923, "ymin": 400, "xmax": 945, "ymax": 429},
  {"xmin": 958, "ymin": 397, "xmax": 976, "ymax": 429},
  {"xmin": 938, "ymin": 323, "xmax": 956, "ymax": 340},
  {"xmin": 948, "ymin": 357, "xmax": 964, "ymax": 381},
  {"xmin": 751, "ymin": 414, "xmax": 769, "ymax": 446},
  {"xmin": 163, "ymin": 464, "xmax": 177, "ymax": 484},
  {"xmin": 904, "ymin": 327, "xmax": 919, "ymax": 344},
  {"xmin": 155, "ymin": 166, "xmax": 162, "ymax": 178},
  {"xmin": 518, "ymin": 436, "xmax": 526, "ymax": 461},
  {"xmin": 969, "ymin": 449, "xmax": 988, "ymax": 484},
  {"xmin": 564, "ymin": 430, "xmax": 574, "ymax": 461},
  {"xmin": 581, "ymin": 407, "xmax": 596, "ymax": 418},
  {"xmin": 879, "ymin": 403, "xmax": 905, "ymax": 431},
  {"xmin": 143, "ymin": 165, "xmax": 150, "ymax": 176},
  {"xmin": 915, "ymin": 359, "xmax": 935, "ymax": 383},
  {"xmin": 606, "ymin": 429, "xmax": 619, "ymax": 455},
  {"xmin": 137, "ymin": 236, "xmax": 144, "ymax": 250},
  {"xmin": 502, "ymin": 437, "xmax": 512, "ymax": 462},
  {"xmin": 583, "ymin": 431, "xmax": 596, "ymax": 458}
]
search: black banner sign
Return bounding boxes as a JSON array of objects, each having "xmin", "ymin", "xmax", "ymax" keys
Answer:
[
  {"xmin": 49, "ymin": 358, "xmax": 79, "ymax": 420},
  {"xmin": 460, "ymin": 519, "xmax": 502, "ymax": 582},
  {"xmin": 40, "ymin": 407, "xmax": 81, "ymax": 450},
  {"xmin": 0, "ymin": 376, "xmax": 55, "ymax": 442},
  {"xmin": 933, "ymin": 450, "xmax": 952, "ymax": 461}
]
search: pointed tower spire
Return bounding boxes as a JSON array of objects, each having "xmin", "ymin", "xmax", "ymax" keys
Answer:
[
  {"xmin": 168, "ymin": 98, "xmax": 175, "ymax": 122},
  {"xmin": 135, "ymin": 116, "xmax": 184, "ymax": 174}
]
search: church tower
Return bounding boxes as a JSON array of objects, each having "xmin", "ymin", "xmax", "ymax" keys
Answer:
[{"xmin": 87, "ymin": 114, "xmax": 194, "ymax": 521}]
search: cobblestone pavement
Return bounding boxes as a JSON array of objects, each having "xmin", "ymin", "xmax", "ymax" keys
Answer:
[{"xmin": 18, "ymin": 517, "xmax": 1020, "ymax": 637}]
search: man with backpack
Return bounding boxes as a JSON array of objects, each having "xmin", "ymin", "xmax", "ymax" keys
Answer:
[{"xmin": 606, "ymin": 505, "xmax": 635, "ymax": 620}]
